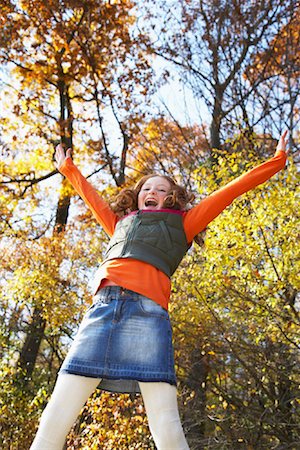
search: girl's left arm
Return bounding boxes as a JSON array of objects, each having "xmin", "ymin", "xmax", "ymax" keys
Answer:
[{"xmin": 184, "ymin": 131, "xmax": 288, "ymax": 242}]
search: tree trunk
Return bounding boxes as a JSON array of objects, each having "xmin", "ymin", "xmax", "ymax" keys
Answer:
[
  {"xmin": 18, "ymin": 308, "xmax": 46, "ymax": 379},
  {"xmin": 17, "ymin": 76, "xmax": 71, "ymax": 381},
  {"xmin": 209, "ymin": 87, "xmax": 223, "ymax": 167},
  {"xmin": 184, "ymin": 349, "xmax": 209, "ymax": 450}
]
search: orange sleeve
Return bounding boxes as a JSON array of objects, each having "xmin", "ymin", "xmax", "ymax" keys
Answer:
[
  {"xmin": 59, "ymin": 158, "xmax": 118, "ymax": 237},
  {"xmin": 183, "ymin": 150, "xmax": 287, "ymax": 242}
]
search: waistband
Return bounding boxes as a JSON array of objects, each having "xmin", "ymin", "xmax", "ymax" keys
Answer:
[{"xmin": 94, "ymin": 285, "xmax": 142, "ymax": 301}]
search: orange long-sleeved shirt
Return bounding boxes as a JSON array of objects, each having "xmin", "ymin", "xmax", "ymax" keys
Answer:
[{"xmin": 60, "ymin": 150, "xmax": 287, "ymax": 309}]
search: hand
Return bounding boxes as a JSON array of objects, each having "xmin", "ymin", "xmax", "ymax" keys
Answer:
[
  {"xmin": 55, "ymin": 144, "xmax": 72, "ymax": 169},
  {"xmin": 276, "ymin": 130, "xmax": 289, "ymax": 154}
]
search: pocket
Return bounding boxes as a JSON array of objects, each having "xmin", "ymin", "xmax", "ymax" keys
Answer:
[{"xmin": 139, "ymin": 297, "xmax": 168, "ymax": 319}]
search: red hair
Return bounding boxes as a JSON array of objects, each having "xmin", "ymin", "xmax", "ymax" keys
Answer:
[
  {"xmin": 110, "ymin": 174, "xmax": 205, "ymax": 246},
  {"xmin": 110, "ymin": 174, "xmax": 195, "ymax": 216}
]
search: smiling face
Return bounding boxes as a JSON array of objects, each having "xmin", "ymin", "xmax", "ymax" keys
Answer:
[{"xmin": 138, "ymin": 176, "xmax": 172, "ymax": 210}]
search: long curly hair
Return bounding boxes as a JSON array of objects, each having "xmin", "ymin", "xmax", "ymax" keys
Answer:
[
  {"xmin": 110, "ymin": 174, "xmax": 205, "ymax": 246},
  {"xmin": 110, "ymin": 174, "xmax": 195, "ymax": 216}
]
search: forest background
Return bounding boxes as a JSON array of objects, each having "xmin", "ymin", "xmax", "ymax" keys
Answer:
[{"xmin": 0, "ymin": 1, "xmax": 299, "ymax": 449}]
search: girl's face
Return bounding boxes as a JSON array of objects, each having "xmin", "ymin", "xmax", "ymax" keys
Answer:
[{"xmin": 138, "ymin": 176, "xmax": 172, "ymax": 210}]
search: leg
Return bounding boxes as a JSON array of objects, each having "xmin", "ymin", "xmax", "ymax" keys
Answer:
[
  {"xmin": 139, "ymin": 382, "xmax": 189, "ymax": 450},
  {"xmin": 30, "ymin": 373, "xmax": 101, "ymax": 450}
]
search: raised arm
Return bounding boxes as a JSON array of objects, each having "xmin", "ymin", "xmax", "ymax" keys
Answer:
[
  {"xmin": 55, "ymin": 145, "xmax": 118, "ymax": 237},
  {"xmin": 184, "ymin": 131, "xmax": 289, "ymax": 242}
]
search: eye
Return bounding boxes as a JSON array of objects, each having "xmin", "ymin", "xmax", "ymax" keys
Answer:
[{"xmin": 159, "ymin": 189, "xmax": 167, "ymax": 192}]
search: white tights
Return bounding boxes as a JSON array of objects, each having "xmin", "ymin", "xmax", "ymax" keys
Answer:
[{"xmin": 30, "ymin": 374, "xmax": 189, "ymax": 450}]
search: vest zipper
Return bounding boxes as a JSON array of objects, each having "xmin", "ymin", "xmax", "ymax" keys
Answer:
[{"xmin": 121, "ymin": 210, "xmax": 141, "ymax": 256}]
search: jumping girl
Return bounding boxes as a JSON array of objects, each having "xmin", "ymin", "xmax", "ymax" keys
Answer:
[{"xmin": 31, "ymin": 131, "xmax": 288, "ymax": 450}]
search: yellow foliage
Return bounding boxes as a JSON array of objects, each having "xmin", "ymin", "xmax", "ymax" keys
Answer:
[{"xmin": 170, "ymin": 150, "xmax": 299, "ymax": 447}]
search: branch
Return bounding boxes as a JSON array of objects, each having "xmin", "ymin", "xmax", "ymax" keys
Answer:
[
  {"xmin": 1, "ymin": 169, "xmax": 58, "ymax": 186},
  {"xmin": 107, "ymin": 91, "xmax": 129, "ymax": 186}
]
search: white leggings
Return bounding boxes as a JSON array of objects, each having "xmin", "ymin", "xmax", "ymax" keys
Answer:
[{"xmin": 30, "ymin": 374, "xmax": 189, "ymax": 450}]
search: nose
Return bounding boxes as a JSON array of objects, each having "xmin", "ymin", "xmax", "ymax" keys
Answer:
[{"xmin": 148, "ymin": 187, "xmax": 157, "ymax": 195}]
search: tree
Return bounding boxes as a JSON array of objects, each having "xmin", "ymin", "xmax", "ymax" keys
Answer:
[
  {"xmin": 245, "ymin": 3, "xmax": 300, "ymax": 156},
  {"xmin": 1, "ymin": 2, "xmax": 299, "ymax": 448},
  {"xmin": 127, "ymin": 117, "xmax": 209, "ymax": 188},
  {"xmin": 0, "ymin": 1, "xmax": 154, "ymax": 447},
  {"xmin": 171, "ymin": 148, "xmax": 299, "ymax": 449},
  {"xmin": 140, "ymin": 0, "xmax": 295, "ymax": 157},
  {"xmin": 0, "ymin": 0, "xmax": 153, "ymax": 381}
]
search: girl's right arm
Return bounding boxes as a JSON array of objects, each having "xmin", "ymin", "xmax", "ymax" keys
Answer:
[{"xmin": 55, "ymin": 145, "xmax": 118, "ymax": 237}]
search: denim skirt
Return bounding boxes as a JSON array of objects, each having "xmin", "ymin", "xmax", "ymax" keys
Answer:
[{"xmin": 59, "ymin": 286, "xmax": 176, "ymax": 393}]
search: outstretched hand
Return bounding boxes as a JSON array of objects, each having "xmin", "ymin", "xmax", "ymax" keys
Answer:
[
  {"xmin": 55, "ymin": 144, "xmax": 72, "ymax": 169},
  {"xmin": 276, "ymin": 130, "xmax": 289, "ymax": 154}
]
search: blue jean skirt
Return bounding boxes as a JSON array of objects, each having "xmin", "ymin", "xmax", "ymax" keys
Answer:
[{"xmin": 59, "ymin": 286, "xmax": 176, "ymax": 393}]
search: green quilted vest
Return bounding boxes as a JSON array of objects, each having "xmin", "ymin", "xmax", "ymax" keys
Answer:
[{"xmin": 103, "ymin": 210, "xmax": 190, "ymax": 277}]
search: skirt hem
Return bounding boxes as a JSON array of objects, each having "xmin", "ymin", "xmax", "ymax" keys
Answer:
[{"xmin": 59, "ymin": 368, "xmax": 176, "ymax": 394}]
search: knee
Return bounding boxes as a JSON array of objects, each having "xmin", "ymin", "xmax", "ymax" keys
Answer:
[
  {"xmin": 39, "ymin": 392, "xmax": 74, "ymax": 434},
  {"xmin": 148, "ymin": 408, "xmax": 188, "ymax": 450},
  {"xmin": 38, "ymin": 396, "xmax": 66, "ymax": 431}
]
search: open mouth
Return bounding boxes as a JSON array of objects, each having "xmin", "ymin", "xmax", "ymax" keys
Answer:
[{"xmin": 145, "ymin": 199, "xmax": 158, "ymax": 207}]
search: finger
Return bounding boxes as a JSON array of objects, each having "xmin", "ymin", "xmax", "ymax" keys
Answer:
[
  {"xmin": 66, "ymin": 148, "xmax": 72, "ymax": 158},
  {"xmin": 55, "ymin": 143, "xmax": 63, "ymax": 152},
  {"xmin": 55, "ymin": 144, "xmax": 64, "ymax": 158},
  {"xmin": 277, "ymin": 131, "xmax": 286, "ymax": 144},
  {"xmin": 277, "ymin": 130, "xmax": 289, "ymax": 154}
]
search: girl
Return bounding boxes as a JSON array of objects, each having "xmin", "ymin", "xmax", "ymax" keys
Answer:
[{"xmin": 31, "ymin": 131, "xmax": 288, "ymax": 450}]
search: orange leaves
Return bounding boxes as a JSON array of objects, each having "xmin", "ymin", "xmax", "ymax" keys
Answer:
[
  {"xmin": 2, "ymin": 0, "xmax": 151, "ymax": 98},
  {"xmin": 128, "ymin": 117, "xmax": 209, "ymax": 182},
  {"xmin": 246, "ymin": 7, "xmax": 300, "ymax": 83},
  {"xmin": 0, "ymin": 0, "xmax": 154, "ymax": 193}
]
